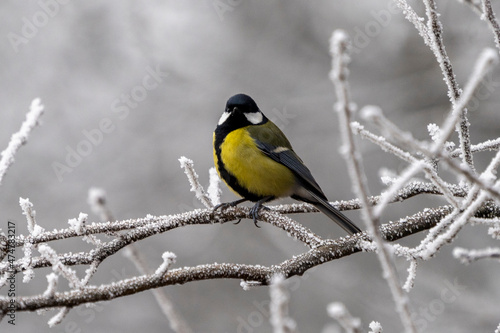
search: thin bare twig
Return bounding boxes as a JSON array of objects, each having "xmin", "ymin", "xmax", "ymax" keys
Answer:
[
  {"xmin": 3, "ymin": 199, "xmax": 500, "ymax": 313},
  {"xmin": 87, "ymin": 188, "xmax": 193, "ymax": 333},
  {"xmin": 0, "ymin": 99, "xmax": 44, "ymax": 185},
  {"xmin": 330, "ymin": 30, "xmax": 417, "ymax": 333},
  {"xmin": 424, "ymin": 0, "xmax": 475, "ymax": 171},
  {"xmin": 0, "ymin": 205, "xmax": 457, "ymax": 312}
]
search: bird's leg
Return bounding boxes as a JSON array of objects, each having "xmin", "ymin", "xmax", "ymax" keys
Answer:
[
  {"xmin": 213, "ymin": 198, "xmax": 248, "ymax": 224},
  {"xmin": 249, "ymin": 196, "xmax": 274, "ymax": 227},
  {"xmin": 214, "ymin": 198, "xmax": 248, "ymax": 211}
]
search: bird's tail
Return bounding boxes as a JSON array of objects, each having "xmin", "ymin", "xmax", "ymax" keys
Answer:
[{"xmin": 309, "ymin": 193, "xmax": 362, "ymax": 235}]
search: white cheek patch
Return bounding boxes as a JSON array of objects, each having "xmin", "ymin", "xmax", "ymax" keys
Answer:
[
  {"xmin": 218, "ymin": 111, "xmax": 231, "ymax": 125},
  {"xmin": 244, "ymin": 111, "xmax": 263, "ymax": 124}
]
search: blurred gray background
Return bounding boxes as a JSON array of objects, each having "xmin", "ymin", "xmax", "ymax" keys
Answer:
[{"xmin": 1, "ymin": 1, "xmax": 500, "ymax": 332}]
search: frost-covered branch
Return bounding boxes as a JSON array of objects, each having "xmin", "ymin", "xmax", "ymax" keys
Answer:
[
  {"xmin": 353, "ymin": 117, "xmax": 460, "ymax": 209},
  {"xmin": 422, "ymin": 0, "xmax": 475, "ymax": 171},
  {"xmin": 480, "ymin": 0, "xmax": 500, "ymax": 51},
  {"xmin": 3, "ymin": 180, "xmax": 463, "ymax": 256},
  {"xmin": 270, "ymin": 274, "xmax": 297, "ymax": 333},
  {"xmin": 453, "ymin": 247, "xmax": 500, "ymax": 264},
  {"xmin": 2, "ymin": 2, "xmax": 500, "ymax": 330},
  {"xmin": 392, "ymin": 0, "xmax": 431, "ymax": 46},
  {"xmin": 0, "ymin": 99, "xmax": 44, "ymax": 186},
  {"xmin": 330, "ymin": 30, "xmax": 417, "ymax": 333},
  {"xmin": 179, "ymin": 156, "xmax": 213, "ymax": 209},
  {"xmin": 460, "ymin": 0, "xmax": 500, "ymax": 52},
  {"xmin": 5, "ymin": 201, "xmax": 497, "ymax": 313},
  {"xmin": 87, "ymin": 188, "xmax": 193, "ymax": 333}
]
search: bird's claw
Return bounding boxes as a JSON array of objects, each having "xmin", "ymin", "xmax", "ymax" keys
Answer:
[
  {"xmin": 213, "ymin": 199, "xmax": 247, "ymax": 224},
  {"xmin": 213, "ymin": 202, "xmax": 230, "ymax": 211},
  {"xmin": 249, "ymin": 204, "xmax": 270, "ymax": 228},
  {"xmin": 214, "ymin": 198, "xmax": 271, "ymax": 228},
  {"xmin": 213, "ymin": 198, "xmax": 247, "ymax": 212}
]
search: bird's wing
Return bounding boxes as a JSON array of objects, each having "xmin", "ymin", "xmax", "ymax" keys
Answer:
[
  {"xmin": 246, "ymin": 123, "xmax": 326, "ymax": 198},
  {"xmin": 255, "ymin": 140, "xmax": 325, "ymax": 197},
  {"xmin": 247, "ymin": 122, "xmax": 362, "ymax": 235}
]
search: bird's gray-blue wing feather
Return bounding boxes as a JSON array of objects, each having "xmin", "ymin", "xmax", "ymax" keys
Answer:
[{"xmin": 253, "ymin": 140, "xmax": 326, "ymax": 199}]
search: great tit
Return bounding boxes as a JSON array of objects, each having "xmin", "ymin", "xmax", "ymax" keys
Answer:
[{"xmin": 213, "ymin": 93, "xmax": 361, "ymax": 235}]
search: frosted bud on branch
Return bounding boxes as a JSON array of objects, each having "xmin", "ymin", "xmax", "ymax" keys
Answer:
[
  {"xmin": 369, "ymin": 321, "xmax": 384, "ymax": 333},
  {"xmin": 360, "ymin": 105, "xmax": 383, "ymax": 122},
  {"xmin": 154, "ymin": 252, "xmax": 177, "ymax": 276},
  {"xmin": 42, "ymin": 273, "xmax": 59, "ymax": 298},
  {"xmin": 327, "ymin": 302, "xmax": 362, "ymax": 333},
  {"xmin": 20, "ymin": 197, "xmax": 37, "ymax": 234},
  {"xmin": 329, "ymin": 30, "xmax": 351, "ymax": 83}
]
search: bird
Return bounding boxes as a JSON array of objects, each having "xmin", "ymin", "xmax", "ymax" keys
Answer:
[{"xmin": 213, "ymin": 93, "xmax": 362, "ymax": 235}]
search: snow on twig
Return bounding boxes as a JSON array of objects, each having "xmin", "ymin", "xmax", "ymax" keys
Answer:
[
  {"xmin": 0, "ymin": 98, "xmax": 44, "ymax": 185},
  {"xmin": 461, "ymin": 0, "xmax": 500, "ymax": 52},
  {"xmin": 68, "ymin": 213, "xmax": 88, "ymax": 236},
  {"xmin": 423, "ymin": 0, "xmax": 476, "ymax": 171},
  {"xmin": 330, "ymin": 30, "xmax": 417, "ymax": 333},
  {"xmin": 47, "ymin": 308, "xmax": 70, "ymax": 327},
  {"xmin": 87, "ymin": 188, "xmax": 193, "ymax": 333},
  {"xmin": 355, "ymin": 112, "xmax": 461, "ymax": 210},
  {"xmin": 392, "ymin": 0, "xmax": 431, "ymax": 46},
  {"xmin": 369, "ymin": 321, "xmax": 384, "ymax": 333},
  {"xmin": 124, "ymin": 245, "xmax": 193, "ymax": 333},
  {"xmin": 19, "ymin": 197, "xmax": 39, "ymax": 235},
  {"xmin": 450, "ymin": 138, "xmax": 500, "ymax": 157},
  {"xmin": 155, "ymin": 252, "xmax": 177, "ymax": 276},
  {"xmin": 179, "ymin": 156, "xmax": 213, "ymax": 209},
  {"xmin": 270, "ymin": 274, "xmax": 297, "ymax": 333},
  {"xmin": 42, "ymin": 273, "xmax": 59, "ymax": 298},
  {"xmin": 19, "ymin": 198, "xmax": 44, "ymax": 283},
  {"xmin": 429, "ymin": 48, "xmax": 498, "ymax": 155},
  {"xmin": 327, "ymin": 302, "xmax": 362, "ymax": 333},
  {"xmin": 207, "ymin": 167, "xmax": 222, "ymax": 206},
  {"xmin": 480, "ymin": 0, "xmax": 500, "ymax": 51},
  {"xmin": 38, "ymin": 244, "xmax": 82, "ymax": 289},
  {"xmin": 402, "ymin": 260, "xmax": 418, "ymax": 292},
  {"xmin": 88, "ymin": 187, "xmax": 114, "ymax": 222},
  {"xmin": 414, "ymin": 148, "xmax": 500, "ymax": 259},
  {"xmin": 3, "ymin": 202, "xmax": 497, "ymax": 313},
  {"xmin": 453, "ymin": 247, "xmax": 500, "ymax": 264}
]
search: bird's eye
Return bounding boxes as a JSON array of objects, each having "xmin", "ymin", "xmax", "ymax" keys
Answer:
[{"xmin": 232, "ymin": 106, "xmax": 239, "ymax": 113}]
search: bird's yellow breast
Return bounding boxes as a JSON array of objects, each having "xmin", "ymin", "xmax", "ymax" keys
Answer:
[{"xmin": 214, "ymin": 127, "xmax": 296, "ymax": 199}]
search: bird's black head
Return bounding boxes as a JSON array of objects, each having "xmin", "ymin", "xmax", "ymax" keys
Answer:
[
  {"xmin": 216, "ymin": 94, "xmax": 267, "ymax": 131},
  {"xmin": 225, "ymin": 93, "xmax": 259, "ymax": 113}
]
